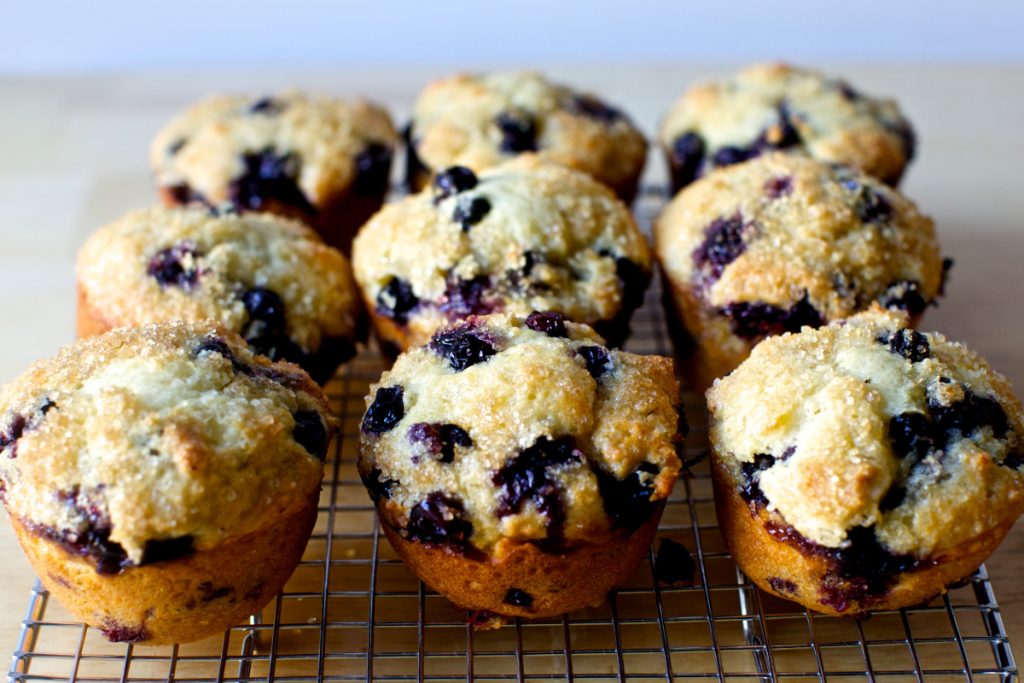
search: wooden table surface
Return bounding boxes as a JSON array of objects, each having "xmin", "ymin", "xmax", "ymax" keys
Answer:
[{"xmin": 1, "ymin": 65, "xmax": 1022, "ymax": 660}]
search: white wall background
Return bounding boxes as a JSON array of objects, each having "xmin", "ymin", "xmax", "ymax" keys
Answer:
[{"xmin": 3, "ymin": 0, "xmax": 1024, "ymax": 72}]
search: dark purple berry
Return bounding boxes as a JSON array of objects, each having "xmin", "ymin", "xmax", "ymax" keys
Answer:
[
  {"xmin": 293, "ymin": 410, "xmax": 329, "ymax": 461},
  {"xmin": 228, "ymin": 149, "xmax": 315, "ymax": 215},
  {"xmin": 433, "ymin": 165, "xmax": 479, "ymax": 203},
  {"xmin": 824, "ymin": 525, "xmax": 918, "ymax": 608},
  {"xmin": 767, "ymin": 577, "xmax": 798, "ymax": 594},
  {"xmin": 712, "ymin": 145, "xmax": 756, "ymax": 167},
  {"xmin": 440, "ymin": 275, "xmax": 495, "ymax": 317},
  {"xmin": 242, "ymin": 287, "xmax": 286, "ymax": 331},
  {"xmin": 720, "ymin": 295, "xmax": 823, "ymax": 340},
  {"xmin": 670, "ymin": 132, "xmax": 706, "ymax": 191},
  {"xmin": 504, "ymin": 588, "xmax": 534, "ymax": 608},
  {"xmin": 495, "ymin": 110, "xmax": 537, "ymax": 153},
  {"xmin": 408, "ymin": 422, "xmax": 472, "ymax": 463},
  {"xmin": 692, "ymin": 213, "xmax": 747, "ymax": 282},
  {"xmin": 362, "ymin": 466, "xmax": 397, "ymax": 503},
  {"xmin": 569, "ymin": 94, "xmax": 621, "ymax": 123},
  {"xmin": 888, "ymin": 412, "xmax": 935, "ymax": 462},
  {"xmin": 655, "ymin": 538, "xmax": 697, "ymax": 585},
  {"xmin": 594, "ymin": 461, "xmax": 661, "ymax": 530},
  {"xmin": 739, "ymin": 453, "xmax": 777, "ymax": 505},
  {"xmin": 770, "ymin": 103, "xmax": 802, "ymax": 149},
  {"xmin": 525, "ymin": 311, "xmax": 567, "ymax": 338},
  {"xmin": 878, "ymin": 280, "xmax": 928, "ymax": 316},
  {"xmin": 141, "ymin": 536, "xmax": 195, "ymax": 565},
  {"xmin": 429, "ymin": 325, "xmax": 498, "ymax": 371},
  {"xmin": 248, "ymin": 97, "xmax": 283, "ymax": 115},
  {"xmin": 0, "ymin": 413, "xmax": 27, "ymax": 458},
  {"xmin": 34, "ymin": 489, "xmax": 130, "ymax": 575},
  {"xmin": 239, "ymin": 287, "xmax": 303, "ymax": 363},
  {"xmin": 929, "ymin": 392, "xmax": 1010, "ymax": 442},
  {"xmin": 101, "ymin": 621, "xmax": 148, "ymax": 643},
  {"xmin": 352, "ymin": 143, "xmax": 393, "ymax": 196},
  {"xmin": 452, "ymin": 195, "xmax": 491, "ymax": 231},
  {"xmin": 578, "ymin": 345, "xmax": 613, "ymax": 378},
  {"xmin": 406, "ymin": 492, "xmax": 473, "ymax": 550},
  {"xmin": 376, "ymin": 277, "xmax": 420, "ymax": 325},
  {"xmin": 362, "ymin": 386, "xmax": 405, "ymax": 434},
  {"xmin": 879, "ymin": 329, "xmax": 930, "ymax": 363},
  {"xmin": 147, "ymin": 241, "xmax": 203, "ymax": 290},
  {"xmin": 835, "ymin": 80, "xmax": 861, "ymax": 101},
  {"xmin": 764, "ymin": 175, "xmax": 793, "ymax": 198},
  {"xmin": 493, "ymin": 436, "xmax": 582, "ymax": 541}
]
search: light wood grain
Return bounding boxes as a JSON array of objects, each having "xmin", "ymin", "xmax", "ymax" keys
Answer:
[{"xmin": 0, "ymin": 66, "xmax": 1022, "ymax": 660}]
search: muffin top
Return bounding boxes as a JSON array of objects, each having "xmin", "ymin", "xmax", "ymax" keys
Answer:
[
  {"xmin": 708, "ymin": 307, "xmax": 1024, "ymax": 558},
  {"xmin": 0, "ymin": 321, "xmax": 334, "ymax": 573},
  {"xmin": 408, "ymin": 71, "xmax": 647, "ymax": 195},
  {"xmin": 352, "ymin": 156, "xmax": 651, "ymax": 348},
  {"xmin": 660, "ymin": 63, "xmax": 915, "ymax": 189},
  {"xmin": 150, "ymin": 90, "xmax": 397, "ymax": 209},
  {"xmin": 357, "ymin": 312, "xmax": 683, "ymax": 553},
  {"xmin": 655, "ymin": 153, "xmax": 943, "ymax": 343},
  {"xmin": 78, "ymin": 206, "xmax": 364, "ymax": 380}
]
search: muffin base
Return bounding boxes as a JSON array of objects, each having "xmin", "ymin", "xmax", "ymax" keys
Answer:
[
  {"xmin": 710, "ymin": 456, "xmax": 1013, "ymax": 616},
  {"xmin": 11, "ymin": 492, "xmax": 319, "ymax": 645},
  {"xmin": 380, "ymin": 506, "xmax": 663, "ymax": 625},
  {"xmin": 157, "ymin": 186, "xmax": 385, "ymax": 256}
]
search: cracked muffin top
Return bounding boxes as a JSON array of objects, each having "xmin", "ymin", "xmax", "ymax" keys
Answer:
[
  {"xmin": 77, "ymin": 206, "xmax": 364, "ymax": 384},
  {"xmin": 660, "ymin": 63, "xmax": 915, "ymax": 190},
  {"xmin": 356, "ymin": 312, "xmax": 683, "ymax": 553},
  {"xmin": 352, "ymin": 156, "xmax": 652, "ymax": 348},
  {"xmin": 407, "ymin": 71, "xmax": 647, "ymax": 198},
  {"xmin": 0, "ymin": 321, "xmax": 334, "ymax": 573},
  {"xmin": 150, "ymin": 90, "xmax": 397, "ymax": 210},
  {"xmin": 655, "ymin": 153, "xmax": 943, "ymax": 355},
  {"xmin": 708, "ymin": 307, "xmax": 1024, "ymax": 558}
]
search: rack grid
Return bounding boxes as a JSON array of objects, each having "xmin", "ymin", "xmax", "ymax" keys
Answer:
[{"xmin": 7, "ymin": 188, "xmax": 1018, "ymax": 682}]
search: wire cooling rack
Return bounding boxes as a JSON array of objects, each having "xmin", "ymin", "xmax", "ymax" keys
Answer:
[{"xmin": 7, "ymin": 188, "xmax": 1019, "ymax": 683}]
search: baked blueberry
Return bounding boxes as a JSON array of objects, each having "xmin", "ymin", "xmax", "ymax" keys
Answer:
[
  {"xmin": 452, "ymin": 196, "xmax": 491, "ymax": 231},
  {"xmin": 578, "ymin": 345, "xmax": 613, "ymax": 378},
  {"xmin": 147, "ymin": 241, "xmax": 203, "ymax": 290},
  {"xmin": 406, "ymin": 492, "xmax": 473, "ymax": 550},
  {"xmin": 376, "ymin": 276, "xmax": 420, "ymax": 324},
  {"xmin": 429, "ymin": 325, "xmax": 498, "ymax": 371},
  {"xmin": 362, "ymin": 386, "xmax": 405, "ymax": 435},
  {"xmin": 293, "ymin": 410, "xmax": 330, "ymax": 461},
  {"xmin": 353, "ymin": 143, "xmax": 393, "ymax": 196},
  {"xmin": 408, "ymin": 422, "xmax": 472, "ymax": 463},
  {"xmin": 524, "ymin": 311, "xmax": 567, "ymax": 337},
  {"xmin": 495, "ymin": 110, "xmax": 538, "ymax": 153},
  {"xmin": 655, "ymin": 538, "xmax": 697, "ymax": 584},
  {"xmin": 692, "ymin": 214, "xmax": 748, "ymax": 283},
  {"xmin": 433, "ymin": 166, "xmax": 478, "ymax": 203}
]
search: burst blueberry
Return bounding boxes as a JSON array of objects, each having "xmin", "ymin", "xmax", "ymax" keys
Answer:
[
  {"xmin": 352, "ymin": 143, "xmax": 392, "ymax": 195},
  {"xmin": 495, "ymin": 110, "xmax": 537, "ymax": 153},
  {"xmin": 594, "ymin": 462, "xmax": 661, "ymax": 530},
  {"xmin": 362, "ymin": 386, "xmax": 405, "ymax": 435},
  {"xmin": 525, "ymin": 311, "xmax": 567, "ymax": 338},
  {"xmin": 569, "ymin": 94, "xmax": 621, "ymax": 123},
  {"xmin": 376, "ymin": 276, "xmax": 420, "ymax": 324},
  {"xmin": 720, "ymin": 295, "xmax": 823, "ymax": 339},
  {"xmin": 692, "ymin": 214, "xmax": 747, "ymax": 281},
  {"xmin": 879, "ymin": 329, "xmax": 930, "ymax": 363},
  {"xmin": 228, "ymin": 149, "xmax": 315, "ymax": 215},
  {"xmin": 147, "ymin": 241, "xmax": 203, "ymax": 290},
  {"xmin": 429, "ymin": 325, "xmax": 498, "ymax": 371},
  {"xmin": 670, "ymin": 132, "xmax": 706, "ymax": 190},
  {"xmin": 493, "ymin": 436, "xmax": 581, "ymax": 540},
  {"xmin": 408, "ymin": 422, "xmax": 472, "ymax": 463},
  {"xmin": 578, "ymin": 345, "xmax": 613, "ymax": 378},
  {"xmin": 452, "ymin": 196, "xmax": 491, "ymax": 231},
  {"xmin": 292, "ymin": 410, "xmax": 329, "ymax": 461},
  {"xmin": 405, "ymin": 492, "xmax": 473, "ymax": 550},
  {"xmin": 655, "ymin": 538, "xmax": 697, "ymax": 585}
]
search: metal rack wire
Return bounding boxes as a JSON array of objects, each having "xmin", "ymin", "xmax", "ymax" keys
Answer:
[{"xmin": 7, "ymin": 188, "xmax": 1019, "ymax": 682}]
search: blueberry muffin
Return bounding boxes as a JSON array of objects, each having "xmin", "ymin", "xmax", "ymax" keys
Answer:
[
  {"xmin": 357, "ymin": 312, "xmax": 683, "ymax": 622},
  {"xmin": 660, "ymin": 63, "xmax": 916, "ymax": 192},
  {"xmin": 654, "ymin": 153, "xmax": 945, "ymax": 389},
  {"xmin": 352, "ymin": 156, "xmax": 651, "ymax": 353},
  {"xmin": 150, "ymin": 91, "xmax": 397, "ymax": 252},
  {"xmin": 708, "ymin": 308, "xmax": 1024, "ymax": 616},
  {"xmin": 77, "ymin": 206, "xmax": 365, "ymax": 384},
  {"xmin": 405, "ymin": 71, "xmax": 648, "ymax": 202},
  {"xmin": 0, "ymin": 321, "xmax": 335, "ymax": 644}
]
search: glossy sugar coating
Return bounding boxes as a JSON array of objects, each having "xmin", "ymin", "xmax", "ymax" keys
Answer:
[
  {"xmin": 357, "ymin": 313, "xmax": 683, "ymax": 552},
  {"xmin": 150, "ymin": 90, "xmax": 396, "ymax": 207},
  {"xmin": 0, "ymin": 321, "xmax": 333, "ymax": 567},
  {"xmin": 655, "ymin": 153, "xmax": 942, "ymax": 376},
  {"xmin": 408, "ymin": 71, "xmax": 647, "ymax": 198},
  {"xmin": 707, "ymin": 307, "xmax": 1024, "ymax": 557},
  {"xmin": 660, "ymin": 63, "xmax": 915, "ymax": 188},
  {"xmin": 352, "ymin": 156, "xmax": 651, "ymax": 349},
  {"xmin": 78, "ymin": 206, "xmax": 362, "ymax": 355}
]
